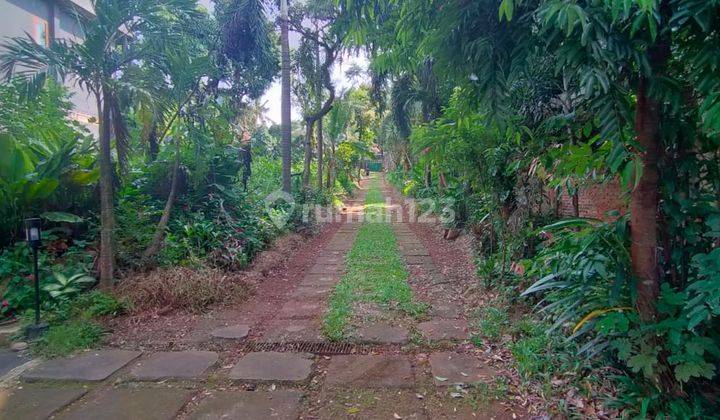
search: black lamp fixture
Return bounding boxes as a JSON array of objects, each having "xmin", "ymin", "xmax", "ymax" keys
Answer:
[{"xmin": 24, "ymin": 218, "xmax": 48, "ymax": 339}]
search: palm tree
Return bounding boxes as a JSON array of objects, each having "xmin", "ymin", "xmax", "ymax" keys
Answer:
[
  {"xmin": 0, "ymin": 0, "xmax": 200, "ymax": 288},
  {"xmin": 141, "ymin": 47, "xmax": 212, "ymax": 264},
  {"xmin": 280, "ymin": 0, "xmax": 292, "ymax": 193}
]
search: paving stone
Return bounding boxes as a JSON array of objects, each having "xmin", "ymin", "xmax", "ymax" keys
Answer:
[
  {"xmin": 188, "ymin": 390, "xmax": 303, "ymax": 420},
  {"xmin": 0, "ymin": 322, "xmax": 22, "ymax": 348},
  {"xmin": 325, "ymin": 355, "xmax": 413, "ymax": 387},
  {"xmin": 229, "ymin": 352, "xmax": 313, "ymax": 382},
  {"xmin": 325, "ymin": 244, "xmax": 353, "ymax": 252},
  {"xmin": 429, "ymin": 352, "xmax": 495, "ymax": 386},
  {"xmin": 0, "ymin": 385, "xmax": 86, "ymax": 419},
  {"xmin": 129, "ymin": 351, "xmax": 217, "ymax": 380},
  {"xmin": 278, "ymin": 300, "xmax": 324, "ymax": 319},
  {"xmin": 318, "ymin": 388, "xmax": 426, "ymax": 420},
  {"xmin": 394, "ymin": 233, "xmax": 419, "ymax": 239},
  {"xmin": 0, "ymin": 348, "xmax": 30, "ymax": 377},
  {"xmin": 23, "ymin": 349, "xmax": 141, "ymax": 382},
  {"xmin": 398, "ymin": 244, "xmax": 425, "ymax": 252},
  {"xmin": 399, "ymin": 249, "xmax": 430, "ymax": 257},
  {"xmin": 289, "ymin": 285, "xmax": 333, "ymax": 300},
  {"xmin": 405, "ymin": 255, "xmax": 434, "ymax": 265},
  {"xmin": 430, "ymin": 303, "xmax": 464, "ymax": 319},
  {"xmin": 262, "ymin": 320, "xmax": 325, "ymax": 343},
  {"xmin": 314, "ymin": 256, "xmax": 345, "ymax": 265},
  {"xmin": 354, "ymin": 323, "xmax": 409, "ymax": 345},
  {"xmin": 10, "ymin": 341, "xmax": 29, "ymax": 351},
  {"xmin": 308, "ymin": 264, "xmax": 343, "ymax": 275},
  {"xmin": 398, "ymin": 244, "xmax": 428, "ymax": 252},
  {"xmin": 394, "ymin": 232, "xmax": 419, "ymax": 238},
  {"xmin": 57, "ymin": 387, "xmax": 191, "ymax": 420},
  {"xmin": 300, "ymin": 274, "xmax": 339, "ymax": 287},
  {"xmin": 211, "ymin": 324, "xmax": 250, "ymax": 340},
  {"xmin": 329, "ymin": 234, "xmax": 354, "ymax": 239},
  {"xmin": 328, "ymin": 236, "xmax": 355, "ymax": 242},
  {"xmin": 418, "ymin": 319, "xmax": 468, "ymax": 341}
]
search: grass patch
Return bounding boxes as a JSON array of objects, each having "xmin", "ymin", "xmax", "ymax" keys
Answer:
[
  {"xmin": 323, "ymin": 175, "xmax": 425, "ymax": 340},
  {"xmin": 22, "ymin": 291, "xmax": 127, "ymax": 357},
  {"xmin": 470, "ymin": 306, "xmax": 510, "ymax": 346},
  {"xmin": 32, "ymin": 320, "xmax": 104, "ymax": 357}
]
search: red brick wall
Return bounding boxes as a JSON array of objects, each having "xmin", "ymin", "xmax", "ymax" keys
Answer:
[{"xmin": 552, "ymin": 180, "xmax": 627, "ymax": 220}]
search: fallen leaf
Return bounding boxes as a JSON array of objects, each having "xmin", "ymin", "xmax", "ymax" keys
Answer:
[
  {"xmin": 435, "ymin": 376, "xmax": 448, "ymax": 382},
  {"xmin": 394, "ymin": 414, "xmax": 402, "ymax": 419}
]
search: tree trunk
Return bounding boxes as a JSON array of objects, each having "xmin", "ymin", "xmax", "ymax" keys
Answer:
[
  {"xmin": 142, "ymin": 137, "xmax": 180, "ymax": 264},
  {"xmin": 317, "ymin": 117, "xmax": 324, "ymax": 190},
  {"xmin": 97, "ymin": 88, "xmax": 115, "ymax": 289},
  {"xmin": 301, "ymin": 41, "xmax": 336, "ymax": 188},
  {"xmin": 631, "ymin": 0, "xmax": 673, "ymax": 323},
  {"xmin": 632, "ymin": 77, "xmax": 662, "ymax": 322},
  {"xmin": 239, "ymin": 130, "xmax": 252, "ymax": 190},
  {"xmin": 326, "ymin": 141, "xmax": 335, "ymax": 189},
  {"xmin": 302, "ymin": 121, "xmax": 314, "ymax": 188},
  {"xmin": 147, "ymin": 121, "xmax": 159, "ymax": 163},
  {"xmin": 280, "ymin": 0, "xmax": 292, "ymax": 193}
]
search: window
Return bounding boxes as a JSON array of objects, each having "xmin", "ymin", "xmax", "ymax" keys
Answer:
[{"xmin": 33, "ymin": 18, "xmax": 49, "ymax": 47}]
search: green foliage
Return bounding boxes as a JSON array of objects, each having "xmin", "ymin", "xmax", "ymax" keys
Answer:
[
  {"xmin": 0, "ymin": 236, "xmax": 95, "ymax": 317},
  {"xmin": 23, "ymin": 291, "xmax": 125, "ymax": 357},
  {"xmin": 43, "ymin": 272, "xmax": 95, "ymax": 301},
  {"xmin": 524, "ymin": 216, "xmax": 720, "ymax": 413},
  {"xmin": 75, "ymin": 291, "xmax": 130, "ymax": 318},
  {"xmin": 32, "ymin": 320, "xmax": 104, "ymax": 358},
  {"xmin": 472, "ymin": 307, "xmax": 510, "ymax": 344},
  {"xmin": 339, "ymin": 0, "xmax": 720, "ymax": 415},
  {"xmin": 0, "ymin": 81, "xmax": 93, "ymax": 245}
]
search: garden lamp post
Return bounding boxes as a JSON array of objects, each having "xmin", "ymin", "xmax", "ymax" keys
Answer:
[{"xmin": 24, "ymin": 218, "xmax": 48, "ymax": 339}]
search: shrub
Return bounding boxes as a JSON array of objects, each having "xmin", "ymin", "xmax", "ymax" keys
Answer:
[
  {"xmin": 75, "ymin": 291, "xmax": 130, "ymax": 318},
  {"xmin": 472, "ymin": 306, "xmax": 510, "ymax": 343}
]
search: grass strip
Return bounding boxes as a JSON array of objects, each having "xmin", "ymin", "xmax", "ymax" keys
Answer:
[{"xmin": 323, "ymin": 175, "xmax": 425, "ymax": 341}]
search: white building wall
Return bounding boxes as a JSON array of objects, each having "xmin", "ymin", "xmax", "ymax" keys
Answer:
[{"xmin": 0, "ymin": 0, "xmax": 98, "ymax": 134}]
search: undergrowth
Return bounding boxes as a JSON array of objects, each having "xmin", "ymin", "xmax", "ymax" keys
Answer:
[
  {"xmin": 117, "ymin": 267, "xmax": 250, "ymax": 313},
  {"xmin": 26, "ymin": 291, "xmax": 128, "ymax": 357}
]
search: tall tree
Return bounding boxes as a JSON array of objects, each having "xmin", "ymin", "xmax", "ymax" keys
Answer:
[
  {"xmin": 289, "ymin": 0, "xmax": 341, "ymax": 189},
  {"xmin": 280, "ymin": 0, "xmax": 292, "ymax": 193},
  {"xmin": 215, "ymin": 0, "xmax": 279, "ymax": 190}
]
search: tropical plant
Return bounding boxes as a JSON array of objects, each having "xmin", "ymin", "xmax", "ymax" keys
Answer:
[
  {"xmin": 0, "ymin": 81, "xmax": 94, "ymax": 245},
  {"xmin": 0, "ymin": 0, "xmax": 202, "ymax": 288},
  {"xmin": 336, "ymin": 0, "xmax": 720, "ymax": 414},
  {"xmin": 43, "ymin": 272, "xmax": 96, "ymax": 301}
]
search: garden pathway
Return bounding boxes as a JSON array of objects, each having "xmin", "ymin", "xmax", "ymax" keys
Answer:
[{"xmin": 0, "ymin": 175, "xmax": 529, "ymax": 419}]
